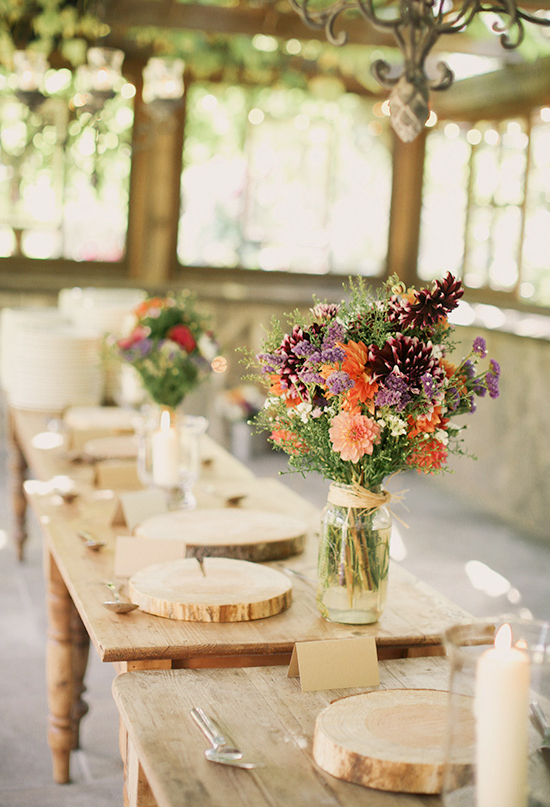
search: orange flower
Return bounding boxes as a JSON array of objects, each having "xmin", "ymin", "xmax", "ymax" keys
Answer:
[
  {"xmin": 440, "ymin": 358, "xmax": 457, "ymax": 379},
  {"xmin": 408, "ymin": 405, "xmax": 447, "ymax": 438},
  {"xmin": 135, "ymin": 297, "xmax": 166, "ymax": 319},
  {"xmin": 340, "ymin": 340, "xmax": 378, "ymax": 410},
  {"xmin": 269, "ymin": 375, "xmax": 301, "ymax": 408},
  {"xmin": 271, "ymin": 429, "xmax": 308, "ymax": 456},
  {"xmin": 329, "ymin": 409, "xmax": 380, "ymax": 463}
]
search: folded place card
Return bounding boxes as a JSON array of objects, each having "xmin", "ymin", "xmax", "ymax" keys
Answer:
[
  {"xmin": 94, "ymin": 460, "xmax": 142, "ymax": 490},
  {"xmin": 114, "ymin": 535, "xmax": 186, "ymax": 578},
  {"xmin": 288, "ymin": 637, "xmax": 379, "ymax": 692},
  {"xmin": 110, "ymin": 488, "xmax": 168, "ymax": 531}
]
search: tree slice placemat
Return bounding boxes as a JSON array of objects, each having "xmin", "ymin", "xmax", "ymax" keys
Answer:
[
  {"xmin": 128, "ymin": 557, "xmax": 292, "ymax": 622},
  {"xmin": 133, "ymin": 508, "xmax": 307, "ymax": 562},
  {"xmin": 313, "ymin": 689, "xmax": 474, "ymax": 794}
]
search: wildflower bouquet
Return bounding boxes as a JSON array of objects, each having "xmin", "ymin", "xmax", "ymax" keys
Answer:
[
  {"xmin": 251, "ymin": 273, "xmax": 500, "ymax": 623},
  {"xmin": 253, "ymin": 272, "xmax": 499, "ymax": 489},
  {"xmin": 117, "ymin": 292, "xmax": 218, "ymax": 409}
]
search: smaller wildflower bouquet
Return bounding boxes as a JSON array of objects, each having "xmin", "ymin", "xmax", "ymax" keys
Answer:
[
  {"xmin": 117, "ymin": 292, "xmax": 218, "ymax": 409},
  {"xmin": 251, "ymin": 273, "xmax": 500, "ymax": 623}
]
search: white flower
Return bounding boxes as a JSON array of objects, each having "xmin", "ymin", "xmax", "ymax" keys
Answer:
[
  {"xmin": 294, "ymin": 402, "xmax": 312, "ymax": 423},
  {"xmin": 384, "ymin": 414, "xmax": 407, "ymax": 437},
  {"xmin": 198, "ymin": 333, "xmax": 218, "ymax": 362},
  {"xmin": 435, "ymin": 428, "xmax": 449, "ymax": 445}
]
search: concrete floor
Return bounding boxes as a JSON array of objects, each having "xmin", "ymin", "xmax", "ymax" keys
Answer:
[{"xmin": 1, "ymin": 432, "xmax": 549, "ymax": 805}]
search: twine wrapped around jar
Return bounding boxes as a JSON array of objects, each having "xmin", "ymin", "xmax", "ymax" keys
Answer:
[{"xmin": 327, "ymin": 481, "xmax": 392, "ymax": 512}]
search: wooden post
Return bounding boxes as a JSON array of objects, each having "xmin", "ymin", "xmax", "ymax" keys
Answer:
[
  {"xmin": 386, "ymin": 129, "xmax": 427, "ymax": 287},
  {"xmin": 126, "ymin": 59, "xmax": 185, "ymax": 285}
]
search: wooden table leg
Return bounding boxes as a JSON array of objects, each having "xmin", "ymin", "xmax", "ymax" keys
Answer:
[
  {"xmin": 44, "ymin": 548, "xmax": 75, "ymax": 784},
  {"xmin": 6, "ymin": 407, "xmax": 28, "ymax": 561},
  {"xmin": 70, "ymin": 607, "xmax": 90, "ymax": 750},
  {"xmin": 126, "ymin": 734, "xmax": 158, "ymax": 807}
]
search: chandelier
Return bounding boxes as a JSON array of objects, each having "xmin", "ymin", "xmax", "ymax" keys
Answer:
[{"xmin": 288, "ymin": 0, "xmax": 550, "ymax": 142}]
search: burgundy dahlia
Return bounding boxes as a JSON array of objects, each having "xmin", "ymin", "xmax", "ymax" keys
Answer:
[
  {"xmin": 395, "ymin": 272, "xmax": 464, "ymax": 330},
  {"xmin": 369, "ymin": 334, "xmax": 444, "ymax": 393},
  {"xmin": 271, "ymin": 326, "xmax": 314, "ymax": 402}
]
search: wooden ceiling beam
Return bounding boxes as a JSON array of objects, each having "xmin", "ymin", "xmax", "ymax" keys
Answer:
[
  {"xmin": 104, "ymin": 0, "xmax": 513, "ymax": 57},
  {"xmin": 431, "ymin": 55, "xmax": 550, "ymax": 119}
]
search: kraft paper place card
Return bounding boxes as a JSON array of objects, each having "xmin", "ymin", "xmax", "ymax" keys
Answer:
[
  {"xmin": 110, "ymin": 488, "xmax": 168, "ymax": 531},
  {"xmin": 288, "ymin": 637, "xmax": 379, "ymax": 692},
  {"xmin": 94, "ymin": 460, "xmax": 142, "ymax": 490},
  {"xmin": 114, "ymin": 535, "xmax": 186, "ymax": 578}
]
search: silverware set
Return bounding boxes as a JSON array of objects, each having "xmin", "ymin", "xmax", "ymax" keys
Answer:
[{"xmin": 190, "ymin": 707, "xmax": 262, "ymax": 769}]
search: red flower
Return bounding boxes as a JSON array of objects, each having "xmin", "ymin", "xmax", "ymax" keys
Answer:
[
  {"xmin": 408, "ymin": 437, "xmax": 448, "ymax": 473},
  {"xmin": 167, "ymin": 324, "xmax": 196, "ymax": 353}
]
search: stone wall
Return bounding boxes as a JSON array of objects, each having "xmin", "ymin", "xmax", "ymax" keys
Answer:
[{"xmin": 433, "ymin": 326, "xmax": 550, "ymax": 546}]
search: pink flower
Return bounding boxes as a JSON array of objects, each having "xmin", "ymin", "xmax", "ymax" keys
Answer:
[
  {"xmin": 329, "ymin": 410, "xmax": 381, "ymax": 463},
  {"xmin": 117, "ymin": 325, "xmax": 149, "ymax": 350}
]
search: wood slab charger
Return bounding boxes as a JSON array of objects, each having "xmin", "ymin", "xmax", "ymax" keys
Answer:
[
  {"xmin": 134, "ymin": 508, "xmax": 307, "ymax": 562},
  {"xmin": 128, "ymin": 557, "xmax": 292, "ymax": 622},
  {"xmin": 313, "ymin": 689, "xmax": 474, "ymax": 794}
]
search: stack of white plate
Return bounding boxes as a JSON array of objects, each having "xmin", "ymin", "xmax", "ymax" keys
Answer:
[
  {"xmin": 0, "ymin": 307, "xmax": 69, "ymax": 392},
  {"xmin": 58, "ymin": 286, "xmax": 146, "ymax": 336},
  {"xmin": 5, "ymin": 318, "xmax": 104, "ymax": 411}
]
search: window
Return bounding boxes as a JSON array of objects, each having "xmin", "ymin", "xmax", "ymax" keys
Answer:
[
  {"xmin": 0, "ymin": 69, "xmax": 133, "ymax": 262},
  {"xmin": 420, "ymin": 110, "xmax": 550, "ymax": 307},
  {"xmin": 178, "ymin": 82, "xmax": 393, "ymax": 276}
]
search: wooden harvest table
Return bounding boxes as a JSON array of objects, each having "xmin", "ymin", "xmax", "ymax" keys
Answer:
[
  {"xmin": 7, "ymin": 408, "xmax": 472, "ymax": 792},
  {"xmin": 113, "ymin": 657, "xmax": 449, "ymax": 807}
]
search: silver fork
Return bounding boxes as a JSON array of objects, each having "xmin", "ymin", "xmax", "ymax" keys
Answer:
[
  {"xmin": 530, "ymin": 701, "xmax": 550, "ymax": 750},
  {"xmin": 190, "ymin": 708, "xmax": 262, "ymax": 769}
]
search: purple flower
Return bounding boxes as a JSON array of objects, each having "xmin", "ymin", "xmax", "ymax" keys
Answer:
[
  {"xmin": 325, "ymin": 371, "xmax": 354, "ymax": 395},
  {"xmin": 292, "ymin": 341, "xmax": 318, "ymax": 358},
  {"xmin": 486, "ymin": 372, "xmax": 500, "ymax": 399},
  {"xmin": 323, "ymin": 322, "xmax": 345, "ymax": 346},
  {"xmin": 462, "ymin": 359, "xmax": 475, "ymax": 379},
  {"xmin": 375, "ymin": 371, "xmax": 412, "ymax": 411},
  {"xmin": 421, "ymin": 373, "xmax": 434, "ymax": 399},
  {"xmin": 446, "ymin": 387, "xmax": 460, "ymax": 411},
  {"xmin": 375, "ymin": 387, "xmax": 402, "ymax": 408},
  {"xmin": 136, "ymin": 338, "xmax": 153, "ymax": 357},
  {"xmin": 489, "ymin": 359, "xmax": 501, "ymax": 378},
  {"xmin": 320, "ymin": 346, "xmax": 346, "ymax": 363},
  {"xmin": 472, "ymin": 337, "xmax": 487, "ymax": 358},
  {"xmin": 299, "ymin": 370, "xmax": 325, "ymax": 385}
]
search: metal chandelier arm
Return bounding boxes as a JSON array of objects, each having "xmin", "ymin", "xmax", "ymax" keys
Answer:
[{"xmin": 288, "ymin": 0, "xmax": 550, "ymax": 141}]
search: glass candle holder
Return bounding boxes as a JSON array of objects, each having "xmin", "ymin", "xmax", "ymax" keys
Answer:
[
  {"xmin": 136, "ymin": 406, "xmax": 208, "ymax": 509},
  {"xmin": 443, "ymin": 619, "xmax": 550, "ymax": 807}
]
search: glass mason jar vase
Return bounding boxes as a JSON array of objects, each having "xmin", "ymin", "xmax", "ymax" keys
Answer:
[{"xmin": 317, "ymin": 482, "xmax": 391, "ymax": 624}]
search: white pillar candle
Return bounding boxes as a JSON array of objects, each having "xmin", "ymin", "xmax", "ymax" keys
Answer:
[
  {"xmin": 474, "ymin": 623, "xmax": 530, "ymax": 807},
  {"xmin": 151, "ymin": 410, "xmax": 180, "ymax": 488}
]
